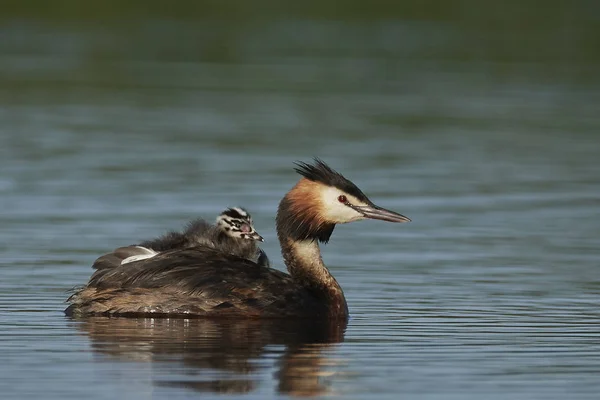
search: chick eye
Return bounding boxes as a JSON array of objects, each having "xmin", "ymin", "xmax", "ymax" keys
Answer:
[{"xmin": 337, "ymin": 195, "xmax": 347, "ymax": 203}]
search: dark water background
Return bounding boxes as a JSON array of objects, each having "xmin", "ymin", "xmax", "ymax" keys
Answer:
[{"xmin": 1, "ymin": 2, "xmax": 599, "ymax": 399}]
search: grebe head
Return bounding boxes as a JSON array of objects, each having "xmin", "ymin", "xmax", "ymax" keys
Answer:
[
  {"xmin": 277, "ymin": 158, "xmax": 410, "ymax": 243},
  {"xmin": 216, "ymin": 207, "xmax": 264, "ymax": 242}
]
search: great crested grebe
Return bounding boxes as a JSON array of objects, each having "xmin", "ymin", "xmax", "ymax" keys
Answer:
[
  {"xmin": 66, "ymin": 159, "xmax": 410, "ymax": 319},
  {"xmin": 93, "ymin": 208, "xmax": 270, "ymax": 269}
]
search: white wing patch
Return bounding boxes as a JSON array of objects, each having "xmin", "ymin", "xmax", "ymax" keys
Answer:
[{"xmin": 121, "ymin": 246, "xmax": 159, "ymax": 265}]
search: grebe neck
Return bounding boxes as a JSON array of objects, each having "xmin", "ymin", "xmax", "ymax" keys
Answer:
[
  {"xmin": 279, "ymin": 238, "xmax": 347, "ymax": 317},
  {"xmin": 276, "ymin": 189, "xmax": 348, "ymax": 317}
]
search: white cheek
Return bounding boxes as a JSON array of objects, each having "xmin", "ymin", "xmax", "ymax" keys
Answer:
[{"xmin": 320, "ymin": 187, "xmax": 365, "ymax": 223}]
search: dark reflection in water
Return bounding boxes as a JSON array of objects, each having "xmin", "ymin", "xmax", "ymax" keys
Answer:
[{"xmin": 72, "ymin": 317, "xmax": 346, "ymax": 397}]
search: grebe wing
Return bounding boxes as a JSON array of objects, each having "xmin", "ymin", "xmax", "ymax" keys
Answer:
[
  {"xmin": 80, "ymin": 246, "xmax": 321, "ymax": 317},
  {"xmin": 90, "ymin": 246, "xmax": 293, "ymax": 290},
  {"xmin": 92, "ymin": 246, "xmax": 158, "ymax": 270}
]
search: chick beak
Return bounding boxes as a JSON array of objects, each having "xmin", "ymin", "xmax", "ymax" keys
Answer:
[{"xmin": 249, "ymin": 231, "xmax": 265, "ymax": 242}]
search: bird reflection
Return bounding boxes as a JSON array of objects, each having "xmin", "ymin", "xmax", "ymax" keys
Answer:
[{"xmin": 70, "ymin": 317, "xmax": 346, "ymax": 396}]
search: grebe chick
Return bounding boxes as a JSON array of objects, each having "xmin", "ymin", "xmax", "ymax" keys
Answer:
[
  {"xmin": 140, "ymin": 207, "xmax": 268, "ymax": 267},
  {"xmin": 94, "ymin": 208, "xmax": 269, "ymax": 269},
  {"xmin": 66, "ymin": 159, "xmax": 410, "ymax": 319}
]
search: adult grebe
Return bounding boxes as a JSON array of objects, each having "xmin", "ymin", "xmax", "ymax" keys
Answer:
[
  {"xmin": 65, "ymin": 159, "xmax": 410, "ymax": 319},
  {"xmin": 93, "ymin": 207, "xmax": 270, "ymax": 269}
]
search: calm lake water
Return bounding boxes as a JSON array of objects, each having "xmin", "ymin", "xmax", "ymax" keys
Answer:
[{"xmin": 1, "ymin": 2, "xmax": 599, "ymax": 399}]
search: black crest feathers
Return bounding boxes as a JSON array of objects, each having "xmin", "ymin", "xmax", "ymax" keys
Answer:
[{"xmin": 293, "ymin": 158, "xmax": 370, "ymax": 203}]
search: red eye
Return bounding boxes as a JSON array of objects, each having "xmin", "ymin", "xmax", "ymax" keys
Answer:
[{"xmin": 337, "ymin": 195, "xmax": 347, "ymax": 203}]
